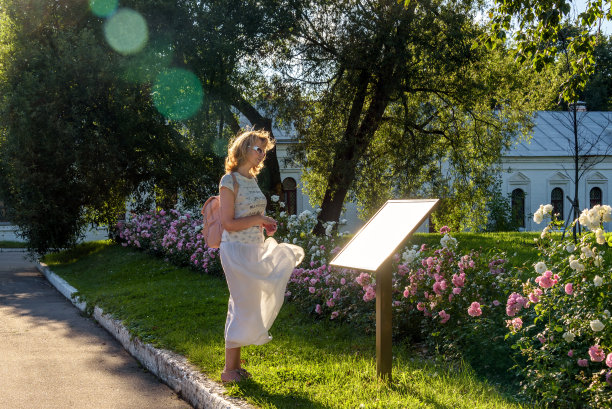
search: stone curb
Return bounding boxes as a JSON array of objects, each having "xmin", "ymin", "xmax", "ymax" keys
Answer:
[{"xmin": 36, "ymin": 262, "xmax": 256, "ymax": 409}]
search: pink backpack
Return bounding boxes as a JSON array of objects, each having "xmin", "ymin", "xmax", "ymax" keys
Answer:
[{"xmin": 201, "ymin": 173, "xmax": 239, "ymax": 249}]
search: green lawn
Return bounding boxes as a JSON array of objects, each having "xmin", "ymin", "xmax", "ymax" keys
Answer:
[
  {"xmin": 42, "ymin": 237, "xmax": 537, "ymax": 409},
  {"xmin": 0, "ymin": 240, "xmax": 28, "ymax": 248}
]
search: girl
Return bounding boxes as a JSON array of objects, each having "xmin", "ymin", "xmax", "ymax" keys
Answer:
[{"xmin": 218, "ymin": 130, "xmax": 304, "ymax": 383}]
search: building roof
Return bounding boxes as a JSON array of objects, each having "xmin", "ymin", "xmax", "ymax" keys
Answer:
[{"xmin": 505, "ymin": 111, "xmax": 612, "ymax": 157}]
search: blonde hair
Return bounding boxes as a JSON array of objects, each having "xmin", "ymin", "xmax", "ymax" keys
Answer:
[{"xmin": 224, "ymin": 129, "xmax": 275, "ymax": 177}]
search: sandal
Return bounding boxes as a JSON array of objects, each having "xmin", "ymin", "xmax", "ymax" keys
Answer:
[{"xmin": 221, "ymin": 369, "xmax": 244, "ymax": 383}]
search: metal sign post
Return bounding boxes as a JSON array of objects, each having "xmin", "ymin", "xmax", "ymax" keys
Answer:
[{"xmin": 330, "ymin": 199, "xmax": 439, "ymax": 382}]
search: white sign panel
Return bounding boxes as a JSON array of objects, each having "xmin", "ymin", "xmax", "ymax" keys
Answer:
[{"xmin": 330, "ymin": 199, "xmax": 438, "ymax": 272}]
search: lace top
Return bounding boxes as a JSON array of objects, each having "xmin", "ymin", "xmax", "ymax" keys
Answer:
[{"xmin": 219, "ymin": 172, "xmax": 267, "ymax": 244}]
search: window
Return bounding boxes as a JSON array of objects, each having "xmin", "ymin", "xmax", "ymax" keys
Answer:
[
  {"xmin": 590, "ymin": 187, "xmax": 603, "ymax": 207},
  {"xmin": 282, "ymin": 177, "xmax": 297, "ymax": 215},
  {"xmin": 551, "ymin": 187, "xmax": 564, "ymax": 219},
  {"xmin": 511, "ymin": 189, "xmax": 525, "ymax": 228}
]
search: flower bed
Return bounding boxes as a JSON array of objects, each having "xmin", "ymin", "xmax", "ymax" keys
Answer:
[{"xmin": 116, "ymin": 202, "xmax": 612, "ymax": 407}]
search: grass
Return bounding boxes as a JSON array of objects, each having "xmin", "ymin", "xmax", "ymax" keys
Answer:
[
  {"xmin": 0, "ymin": 240, "xmax": 28, "ymax": 248},
  {"xmin": 41, "ymin": 237, "xmax": 538, "ymax": 409}
]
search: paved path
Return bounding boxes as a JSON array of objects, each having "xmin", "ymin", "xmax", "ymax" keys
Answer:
[{"xmin": 0, "ymin": 251, "xmax": 191, "ymax": 409}]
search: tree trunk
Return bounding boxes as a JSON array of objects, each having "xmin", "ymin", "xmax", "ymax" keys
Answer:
[{"xmin": 313, "ymin": 67, "xmax": 394, "ymax": 235}]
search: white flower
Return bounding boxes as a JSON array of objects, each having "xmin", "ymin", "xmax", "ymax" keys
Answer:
[
  {"xmin": 594, "ymin": 255, "xmax": 603, "ymax": 267},
  {"xmin": 534, "ymin": 261, "xmax": 547, "ymax": 274},
  {"xmin": 590, "ymin": 319, "xmax": 605, "ymax": 332},
  {"xmin": 593, "ymin": 275, "xmax": 603, "ymax": 287},
  {"xmin": 292, "ymin": 237, "xmax": 298, "ymax": 244},
  {"xmin": 271, "ymin": 195, "xmax": 279, "ymax": 202},
  {"xmin": 602, "ymin": 205, "xmax": 612, "ymax": 222},
  {"xmin": 440, "ymin": 234, "xmax": 457, "ymax": 248},
  {"xmin": 339, "ymin": 219, "xmax": 348, "ymax": 225},
  {"xmin": 569, "ymin": 259, "xmax": 585, "ymax": 272},
  {"xmin": 580, "ymin": 246, "xmax": 593, "ymax": 259},
  {"xmin": 595, "ymin": 228, "xmax": 606, "ymax": 245},
  {"xmin": 541, "ymin": 226, "xmax": 550, "ymax": 239},
  {"xmin": 604, "ymin": 310, "xmax": 611, "ymax": 319},
  {"xmin": 543, "ymin": 204, "xmax": 553, "ymax": 214},
  {"xmin": 533, "ymin": 211, "xmax": 544, "ymax": 224},
  {"xmin": 325, "ymin": 224, "xmax": 334, "ymax": 237},
  {"xmin": 565, "ymin": 243, "xmax": 576, "ymax": 253},
  {"xmin": 562, "ymin": 332, "xmax": 575, "ymax": 342},
  {"xmin": 279, "ymin": 211, "xmax": 286, "ymax": 218},
  {"xmin": 402, "ymin": 249, "xmax": 418, "ymax": 264},
  {"xmin": 280, "ymin": 202, "xmax": 285, "ymax": 208}
]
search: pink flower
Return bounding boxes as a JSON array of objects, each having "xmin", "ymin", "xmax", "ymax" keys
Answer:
[
  {"xmin": 606, "ymin": 372, "xmax": 612, "ymax": 387},
  {"xmin": 535, "ymin": 270, "xmax": 555, "ymax": 288},
  {"xmin": 362, "ymin": 285, "xmax": 376, "ymax": 302},
  {"xmin": 356, "ymin": 272, "xmax": 371, "ymax": 287},
  {"xmin": 589, "ymin": 345, "xmax": 606, "ymax": 362},
  {"xmin": 433, "ymin": 281, "xmax": 444, "ymax": 295},
  {"xmin": 539, "ymin": 337, "xmax": 546, "ymax": 344},
  {"xmin": 528, "ymin": 288, "xmax": 543, "ymax": 303},
  {"xmin": 420, "ymin": 244, "xmax": 427, "ymax": 252},
  {"xmin": 439, "ymin": 310, "xmax": 450, "ymax": 324},
  {"xmin": 403, "ymin": 288, "xmax": 410, "ymax": 298},
  {"xmin": 511, "ymin": 317, "xmax": 523, "ymax": 331},
  {"xmin": 565, "ymin": 283, "xmax": 574, "ymax": 295},
  {"xmin": 492, "ymin": 300, "xmax": 501, "ymax": 306},
  {"xmin": 439, "ymin": 225, "xmax": 450, "ymax": 234},
  {"xmin": 468, "ymin": 302, "xmax": 482, "ymax": 317},
  {"xmin": 416, "ymin": 302, "xmax": 425, "ymax": 311},
  {"xmin": 331, "ymin": 311, "xmax": 339, "ymax": 320},
  {"xmin": 506, "ymin": 292, "xmax": 527, "ymax": 317},
  {"xmin": 326, "ymin": 299, "xmax": 335, "ymax": 308},
  {"xmin": 578, "ymin": 359, "xmax": 588, "ymax": 367},
  {"xmin": 452, "ymin": 273, "xmax": 466, "ymax": 287},
  {"xmin": 315, "ymin": 304, "xmax": 322, "ymax": 314},
  {"xmin": 452, "ymin": 287, "xmax": 462, "ymax": 295},
  {"xmin": 606, "ymin": 353, "xmax": 612, "ymax": 368},
  {"xmin": 340, "ymin": 278, "xmax": 346, "ymax": 285},
  {"xmin": 568, "ymin": 349, "xmax": 574, "ymax": 357},
  {"xmin": 309, "ymin": 287, "xmax": 316, "ymax": 294}
]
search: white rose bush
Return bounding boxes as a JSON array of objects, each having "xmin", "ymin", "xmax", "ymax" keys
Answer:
[
  {"xmin": 506, "ymin": 204, "xmax": 612, "ymax": 407},
  {"xmin": 116, "ymin": 202, "xmax": 612, "ymax": 406}
]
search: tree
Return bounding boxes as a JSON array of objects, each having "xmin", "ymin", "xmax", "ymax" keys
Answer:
[
  {"xmin": 0, "ymin": 0, "xmax": 222, "ymax": 254},
  {"xmin": 126, "ymin": 0, "xmax": 306, "ymax": 198},
  {"xmin": 279, "ymin": 0, "xmax": 541, "ymax": 233},
  {"xmin": 488, "ymin": 0, "xmax": 612, "ymax": 102}
]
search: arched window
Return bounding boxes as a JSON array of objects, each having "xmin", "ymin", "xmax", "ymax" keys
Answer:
[
  {"xmin": 590, "ymin": 187, "xmax": 603, "ymax": 207},
  {"xmin": 551, "ymin": 187, "xmax": 564, "ymax": 219},
  {"xmin": 511, "ymin": 189, "xmax": 525, "ymax": 228},
  {"xmin": 282, "ymin": 177, "xmax": 297, "ymax": 215}
]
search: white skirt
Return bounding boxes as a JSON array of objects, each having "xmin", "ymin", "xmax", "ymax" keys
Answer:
[{"xmin": 219, "ymin": 237, "xmax": 305, "ymax": 349}]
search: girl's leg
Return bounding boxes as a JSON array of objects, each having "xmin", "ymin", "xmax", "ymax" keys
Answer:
[{"xmin": 224, "ymin": 347, "xmax": 241, "ymax": 371}]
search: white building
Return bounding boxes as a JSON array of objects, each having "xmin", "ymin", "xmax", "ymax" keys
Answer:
[
  {"xmin": 499, "ymin": 111, "xmax": 611, "ymax": 231},
  {"xmin": 276, "ymin": 110, "xmax": 612, "ymax": 232}
]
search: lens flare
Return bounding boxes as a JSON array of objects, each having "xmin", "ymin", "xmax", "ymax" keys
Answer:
[
  {"xmin": 104, "ymin": 9, "xmax": 148, "ymax": 55},
  {"xmin": 152, "ymin": 69, "xmax": 204, "ymax": 120},
  {"xmin": 89, "ymin": 0, "xmax": 118, "ymax": 17}
]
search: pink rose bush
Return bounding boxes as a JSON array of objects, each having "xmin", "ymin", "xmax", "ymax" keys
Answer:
[
  {"xmin": 505, "ymin": 204, "xmax": 612, "ymax": 407},
  {"xmin": 117, "ymin": 209, "xmax": 224, "ymax": 276}
]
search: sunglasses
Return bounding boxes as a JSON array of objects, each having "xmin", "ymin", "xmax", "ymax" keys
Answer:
[{"xmin": 249, "ymin": 145, "xmax": 266, "ymax": 156}]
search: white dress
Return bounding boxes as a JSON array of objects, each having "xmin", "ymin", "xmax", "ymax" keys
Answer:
[{"xmin": 219, "ymin": 172, "xmax": 304, "ymax": 348}]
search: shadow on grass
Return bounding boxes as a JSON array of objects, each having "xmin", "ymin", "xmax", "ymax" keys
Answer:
[{"xmin": 227, "ymin": 378, "xmax": 332, "ymax": 409}]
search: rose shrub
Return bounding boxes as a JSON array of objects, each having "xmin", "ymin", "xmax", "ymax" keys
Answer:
[{"xmin": 502, "ymin": 204, "xmax": 612, "ymax": 408}]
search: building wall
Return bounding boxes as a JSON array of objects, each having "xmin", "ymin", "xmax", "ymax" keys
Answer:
[{"xmin": 500, "ymin": 156, "xmax": 612, "ymax": 231}]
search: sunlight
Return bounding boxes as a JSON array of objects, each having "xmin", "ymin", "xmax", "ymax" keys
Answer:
[{"xmin": 152, "ymin": 68, "xmax": 204, "ymax": 121}]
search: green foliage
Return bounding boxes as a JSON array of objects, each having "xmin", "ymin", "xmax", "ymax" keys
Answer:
[
  {"xmin": 0, "ymin": 1, "xmax": 223, "ymax": 254},
  {"xmin": 488, "ymin": 0, "xmax": 609, "ymax": 102},
  {"xmin": 485, "ymin": 179, "xmax": 522, "ymax": 232}
]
